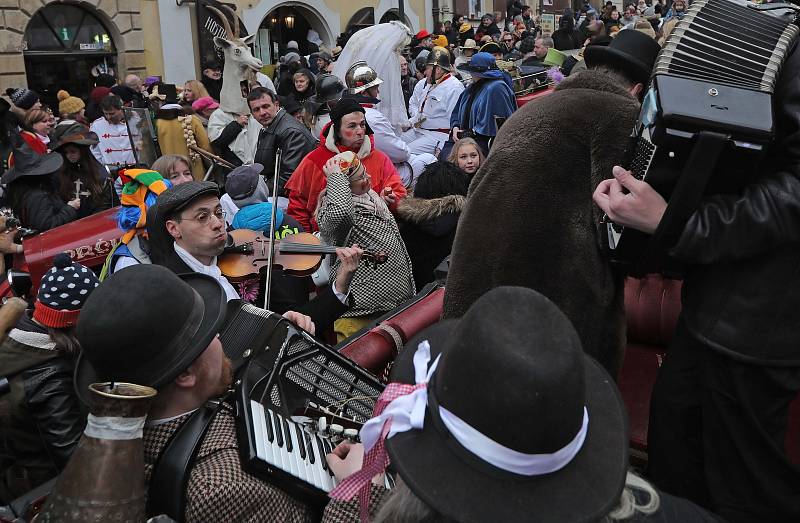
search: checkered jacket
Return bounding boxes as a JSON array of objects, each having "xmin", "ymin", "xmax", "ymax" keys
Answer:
[
  {"xmin": 143, "ymin": 407, "xmax": 314, "ymax": 522},
  {"xmin": 143, "ymin": 406, "xmax": 392, "ymax": 522},
  {"xmin": 317, "ymin": 170, "xmax": 416, "ymax": 318}
]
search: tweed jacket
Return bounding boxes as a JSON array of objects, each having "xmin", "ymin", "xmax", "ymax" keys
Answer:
[
  {"xmin": 317, "ymin": 169, "xmax": 416, "ymax": 318},
  {"xmin": 143, "ymin": 407, "xmax": 314, "ymax": 522},
  {"xmin": 443, "ymin": 69, "xmax": 639, "ymax": 376}
]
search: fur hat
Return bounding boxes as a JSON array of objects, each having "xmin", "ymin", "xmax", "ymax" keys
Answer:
[
  {"xmin": 89, "ymin": 86, "xmax": 112, "ymax": 104},
  {"xmin": 5, "ymin": 87, "xmax": 39, "ymax": 110},
  {"xmin": 57, "ymin": 90, "xmax": 85, "ymax": 116},
  {"xmin": 33, "ymin": 253, "xmax": 100, "ymax": 328}
]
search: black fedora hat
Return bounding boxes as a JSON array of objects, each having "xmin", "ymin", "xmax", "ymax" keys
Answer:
[
  {"xmin": 1, "ymin": 142, "xmax": 63, "ymax": 185},
  {"xmin": 160, "ymin": 83, "xmax": 181, "ymax": 106},
  {"xmin": 384, "ymin": 287, "xmax": 628, "ymax": 523},
  {"xmin": 74, "ymin": 264, "xmax": 227, "ymax": 405},
  {"xmin": 584, "ymin": 28, "xmax": 661, "ymax": 85}
]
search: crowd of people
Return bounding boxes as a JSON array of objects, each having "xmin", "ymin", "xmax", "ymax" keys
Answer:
[{"xmin": 0, "ymin": 0, "xmax": 799, "ymax": 521}]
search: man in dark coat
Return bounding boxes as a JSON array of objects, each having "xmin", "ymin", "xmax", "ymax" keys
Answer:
[
  {"xmin": 248, "ymin": 87, "xmax": 316, "ymax": 196},
  {"xmin": 594, "ymin": 27, "xmax": 800, "ymax": 523},
  {"xmin": 443, "ymin": 30, "xmax": 660, "ymax": 376}
]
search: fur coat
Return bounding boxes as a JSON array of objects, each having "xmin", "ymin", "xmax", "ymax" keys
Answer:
[
  {"xmin": 442, "ymin": 69, "xmax": 639, "ymax": 376},
  {"xmin": 398, "ymin": 194, "xmax": 466, "ymax": 288}
]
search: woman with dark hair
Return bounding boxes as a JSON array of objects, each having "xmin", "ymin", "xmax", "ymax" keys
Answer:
[
  {"xmin": 0, "ymin": 254, "xmax": 100, "ymax": 500},
  {"xmin": 52, "ymin": 123, "xmax": 119, "ymax": 218},
  {"xmin": 3, "ymin": 144, "xmax": 80, "ymax": 232},
  {"xmin": 552, "ymin": 9, "xmax": 583, "ymax": 50},
  {"xmin": 397, "ymin": 137, "xmax": 480, "ymax": 287}
]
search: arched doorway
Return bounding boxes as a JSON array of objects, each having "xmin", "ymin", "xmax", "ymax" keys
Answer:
[
  {"xmin": 378, "ymin": 9, "xmax": 411, "ymax": 26},
  {"xmin": 24, "ymin": 3, "xmax": 117, "ymax": 110},
  {"xmin": 254, "ymin": 4, "xmax": 330, "ymax": 65}
]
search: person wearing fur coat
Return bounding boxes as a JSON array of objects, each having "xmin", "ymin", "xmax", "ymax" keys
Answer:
[
  {"xmin": 442, "ymin": 30, "xmax": 661, "ymax": 376},
  {"xmin": 397, "ymin": 138, "xmax": 482, "ymax": 287}
]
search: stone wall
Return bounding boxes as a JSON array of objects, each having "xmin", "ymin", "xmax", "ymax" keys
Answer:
[{"xmin": 0, "ymin": 0, "xmax": 145, "ymax": 93}]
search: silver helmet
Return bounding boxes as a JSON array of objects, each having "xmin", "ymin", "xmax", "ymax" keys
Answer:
[{"xmin": 344, "ymin": 61, "xmax": 383, "ymax": 94}]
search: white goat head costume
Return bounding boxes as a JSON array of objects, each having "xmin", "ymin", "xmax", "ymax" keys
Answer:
[{"xmin": 207, "ymin": 4, "xmax": 263, "ymax": 115}]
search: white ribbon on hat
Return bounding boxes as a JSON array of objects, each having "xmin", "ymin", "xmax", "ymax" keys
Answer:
[
  {"xmin": 361, "ymin": 341, "xmax": 590, "ymax": 476},
  {"xmin": 361, "ymin": 340, "xmax": 440, "ymax": 453}
]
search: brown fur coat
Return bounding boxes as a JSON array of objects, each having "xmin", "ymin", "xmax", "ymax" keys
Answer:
[{"xmin": 442, "ymin": 69, "xmax": 639, "ymax": 376}]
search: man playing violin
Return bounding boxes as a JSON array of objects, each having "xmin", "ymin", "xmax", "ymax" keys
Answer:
[{"xmin": 146, "ymin": 181, "xmax": 363, "ymax": 334}]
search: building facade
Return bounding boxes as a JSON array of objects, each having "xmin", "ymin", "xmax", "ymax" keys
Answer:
[{"xmin": 0, "ymin": 0, "xmax": 430, "ymax": 107}]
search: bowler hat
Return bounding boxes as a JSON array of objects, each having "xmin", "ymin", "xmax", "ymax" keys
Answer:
[
  {"xmin": 384, "ymin": 287, "xmax": 628, "ymax": 522},
  {"xmin": 51, "ymin": 122, "xmax": 99, "ymax": 150},
  {"xmin": 74, "ymin": 265, "xmax": 227, "ymax": 404},
  {"xmin": 1, "ymin": 142, "xmax": 63, "ymax": 185},
  {"xmin": 584, "ymin": 28, "xmax": 660, "ymax": 85},
  {"xmin": 156, "ymin": 180, "xmax": 220, "ymax": 219}
]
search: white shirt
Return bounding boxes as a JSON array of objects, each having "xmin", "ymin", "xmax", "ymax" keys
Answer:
[
  {"xmin": 90, "ymin": 117, "xmax": 137, "ymax": 167},
  {"xmin": 173, "ymin": 242, "xmax": 240, "ymax": 301},
  {"xmin": 364, "ymin": 106, "xmax": 411, "ymax": 164},
  {"xmin": 407, "ymin": 75, "xmax": 465, "ymax": 131}
]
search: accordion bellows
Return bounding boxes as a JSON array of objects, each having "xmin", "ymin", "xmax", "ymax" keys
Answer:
[{"xmin": 657, "ymin": 0, "xmax": 799, "ymax": 92}]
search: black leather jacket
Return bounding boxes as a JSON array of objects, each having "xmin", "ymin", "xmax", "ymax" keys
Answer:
[
  {"xmin": 667, "ymin": 38, "xmax": 800, "ymax": 365},
  {"xmin": 0, "ymin": 323, "xmax": 84, "ymax": 501},
  {"xmin": 253, "ymin": 109, "xmax": 317, "ymax": 196}
]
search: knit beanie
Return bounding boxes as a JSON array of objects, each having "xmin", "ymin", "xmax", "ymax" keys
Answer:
[
  {"xmin": 57, "ymin": 90, "xmax": 85, "ymax": 115},
  {"xmin": 33, "ymin": 253, "xmax": 100, "ymax": 328},
  {"xmin": 5, "ymin": 87, "xmax": 39, "ymax": 110},
  {"xmin": 226, "ymin": 164, "xmax": 269, "ymax": 208},
  {"xmin": 89, "ymin": 86, "xmax": 112, "ymax": 104},
  {"xmin": 117, "ymin": 169, "xmax": 171, "ymax": 244}
]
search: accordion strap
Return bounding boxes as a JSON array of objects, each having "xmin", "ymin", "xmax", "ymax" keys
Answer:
[{"xmin": 651, "ymin": 130, "xmax": 729, "ymax": 255}]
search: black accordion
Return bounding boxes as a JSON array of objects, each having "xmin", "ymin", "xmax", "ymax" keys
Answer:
[{"xmin": 607, "ymin": 0, "xmax": 800, "ymax": 275}]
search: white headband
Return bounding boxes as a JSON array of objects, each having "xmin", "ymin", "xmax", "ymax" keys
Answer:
[{"xmin": 360, "ymin": 340, "xmax": 589, "ymax": 476}]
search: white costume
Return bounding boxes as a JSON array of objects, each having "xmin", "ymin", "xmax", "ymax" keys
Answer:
[
  {"xmin": 363, "ymin": 104, "xmax": 436, "ymax": 187},
  {"xmin": 207, "ymin": 109, "xmax": 263, "ymax": 165},
  {"xmin": 332, "ymin": 22, "xmax": 411, "ymax": 131},
  {"xmin": 90, "ymin": 116, "xmax": 137, "ymax": 168},
  {"xmin": 404, "ymin": 74, "xmax": 465, "ymax": 156}
]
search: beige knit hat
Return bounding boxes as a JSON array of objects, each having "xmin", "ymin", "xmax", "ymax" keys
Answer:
[{"xmin": 57, "ymin": 90, "xmax": 85, "ymax": 116}]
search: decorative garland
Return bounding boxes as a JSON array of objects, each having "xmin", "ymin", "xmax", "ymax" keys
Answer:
[{"xmin": 180, "ymin": 115, "xmax": 200, "ymax": 164}]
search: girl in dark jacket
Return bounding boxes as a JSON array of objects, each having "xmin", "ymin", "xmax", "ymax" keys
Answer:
[
  {"xmin": 3, "ymin": 144, "xmax": 80, "ymax": 232},
  {"xmin": 397, "ymin": 138, "xmax": 482, "ymax": 287},
  {"xmin": 0, "ymin": 254, "xmax": 100, "ymax": 501},
  {"xmin": 52, "ymin": 123, "xmax": 119, "ymax": 219}
]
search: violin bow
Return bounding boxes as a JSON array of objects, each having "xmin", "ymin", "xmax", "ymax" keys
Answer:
[{"xmin": 263, "ymin": 149, "xmax": 282, "ymax": 311}]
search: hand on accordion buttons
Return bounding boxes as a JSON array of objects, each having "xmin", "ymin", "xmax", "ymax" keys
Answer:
[{"xmin": 593, "ymin": 166, "xmax": 667, "ymax": 235}]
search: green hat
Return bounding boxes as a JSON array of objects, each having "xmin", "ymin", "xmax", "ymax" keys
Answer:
[{"xmin": 543, "ymin": 48, "xmax": 566, "ymax": 67}]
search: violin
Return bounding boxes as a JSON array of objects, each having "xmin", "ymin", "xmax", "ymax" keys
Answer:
[{"xmin": 217, "ymin": 229, "xmax": 388, "ymax": 281}]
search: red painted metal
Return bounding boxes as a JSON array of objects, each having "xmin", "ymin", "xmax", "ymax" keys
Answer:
[
  {"xmin": 21, "ymin": 207, "xmax": 123, "ymax": 291},
  {"xmin": 516, "ymin": 86, "xmax": 554, "ymax": 108}
]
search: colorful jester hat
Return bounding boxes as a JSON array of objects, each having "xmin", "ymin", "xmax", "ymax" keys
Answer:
[{"xmin": 117, "ymin": 168, "xmax": 170, "ymax": 244}]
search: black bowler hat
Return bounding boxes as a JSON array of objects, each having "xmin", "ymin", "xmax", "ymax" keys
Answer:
[
  {"xmin": 385, "ymin": 287, "xmax": 628, "ymax": 523},
  {"xmin": 74, "ymin": 265, "xmax": 227, "ymax": 404},
  {"xmin": 584, "ymin": 28, "xmax": 661, "ymax": 85}
]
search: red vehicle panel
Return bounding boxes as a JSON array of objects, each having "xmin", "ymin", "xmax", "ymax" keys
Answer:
[
  {"xmin": 21, "ymin": 207, "xmax": 123, "ymax": 291},
  {"xmin": 516, "ymin": 86, "xmax": 554, "ymax": 108}
]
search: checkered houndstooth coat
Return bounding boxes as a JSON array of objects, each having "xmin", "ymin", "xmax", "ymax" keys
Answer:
[
  {"xmin": 317, "ymin": 170, "xmax": 416, "ymax": 318},
  {"xmin": 143, "ymin": 406, "xmax": 390, "ymax": 522}
]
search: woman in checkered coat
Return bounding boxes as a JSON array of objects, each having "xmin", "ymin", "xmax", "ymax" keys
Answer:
[{"xmin": 317, "ymin": 150, "xmax": 416, "ymax": 341}]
